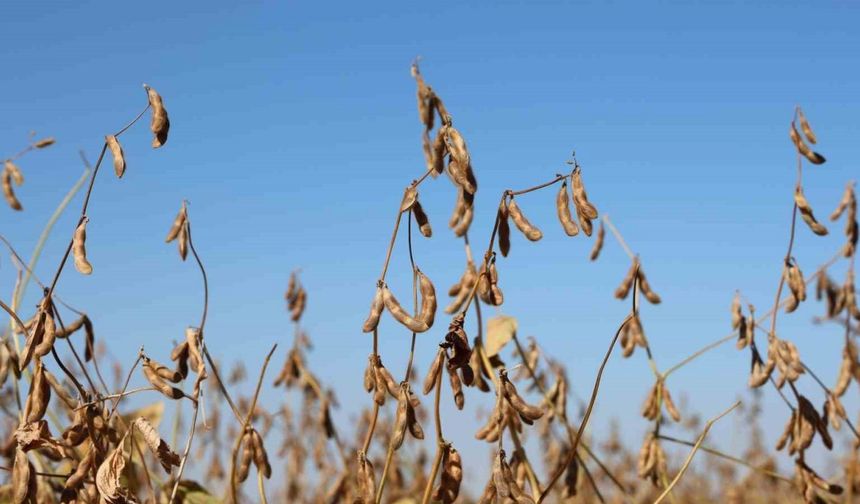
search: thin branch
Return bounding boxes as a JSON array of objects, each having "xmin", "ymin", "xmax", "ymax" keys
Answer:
[{"xmin": 652, "ymin": 401, "xmax": 742, "ymax": 504}]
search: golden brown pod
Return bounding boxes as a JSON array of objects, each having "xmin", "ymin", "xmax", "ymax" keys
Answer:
[
  {"xmin": 392, "ymin": 388, "xmax": 409, "ymax": 450},
  {"xmin": 589, "ymin": 221, "xmax": 605, "ymax": 261},
  {"xmin": 794, "ymin": 186, "xmax": 828, "ymax": 236},
  {"xmin": 448, "ymin": 364, "xmax": 464, "ymax": 410},
  {"xmin": 105, "ymin": 135, "xmax": 126, "ymax": 178},
  {"xmin": 165, "ymin": 201, "xmax": 187, "ymax": 243},
  {"xmin": 143, "ymin": 358, "xmax": 185, "ymax": 399},
  {"xmin": 663, "ymin": 386, "xmax": 681, "ymax": 422},
  {"xmin": 555, "ymin": 181, "xmax": 580, "ymax": 236},
  {"xmin": 24, "ymin": 361, "xmax": 50, "ymax": 423},
  {"xmin": 452, "ymin": 199, "xmax": 474, "ymax": 237},
  {"xmin": 433, "ymin": 446, "xmax": 463, "ymax": 503},
  {"xmin": 789, "ymin": 122, "xmax": 825, "ymax": 165},
  {"xmin": 33, "ymin": 137, "xmax": 55, "ymax": 148},
  {"xmin": 797, "ymin": 107, "xmax": 818, "ymax": 144},
  {"xmin": 73, "ymin": 218, "xmax": 93, "ymax": 275},
  {"xmin": 144, "ymin": 83, "xmax": 170, "ymax": 148},
  {"xmin": 423, "ymin": 349, "xmax": 444, "ymax": 395},
  {"xmin": 12, "ymin": 447, "xmax": 35, "ymax": 504},
  {"xmin": 382, "ymin": 285, "xmax": 430, "ymax": 333},
  {"xmin": 250, "ymin": 429, "xmax": 272, "ymax": 478},
  {"xmin": 637, "ymin": 266, "xmax": 661, "ymax": 304},
  {"xmin": 361, "ymin": 286, "xmax": 384, "ymax": 333},
  {"xmin": 502, "ymin": 376, "xmax": 543, "ymax": 421},
  {"xmin": 3, "ymin": 161, "xmax": 23, "ymax": 211},
  {"xmin": 236, "ymin": 431, "xmax": 254, "ymax": 482},
  {"xmin": 417, "ymin": 269, "xmax": 437, "ymax": 328},
  {"xmin": 412, "ymin": 199, "xmax": 432, "ymax": 237},
  {"xmin": 571, "ymin": 167, "xmax": 598, "ymax": 235},
  {"xmin": 507, "ymin": 198, "xmax": 542, "ymax": 241},
  {"xmin": 614, "ymin": 259, "xmax": 639, "ymax": 299}
]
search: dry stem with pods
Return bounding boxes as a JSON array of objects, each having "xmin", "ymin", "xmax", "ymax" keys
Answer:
[{"xmin": 0, "ymin": 65, "xmax": 856, "ymax": 504}]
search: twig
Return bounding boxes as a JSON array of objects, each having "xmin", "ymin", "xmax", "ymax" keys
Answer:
[{"xmin": 652, "ymin": 401, "xmax": 741, "ymax": 504}]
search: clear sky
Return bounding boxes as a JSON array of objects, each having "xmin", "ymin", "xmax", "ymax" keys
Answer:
[{"xmin": 1, "ymin": 0, "xmax": 859, "ymax": 488}]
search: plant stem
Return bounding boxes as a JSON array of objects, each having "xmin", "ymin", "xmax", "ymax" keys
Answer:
[{"xmin": 652, "ymin": 401, "xmax": 741, "ymax": 504}]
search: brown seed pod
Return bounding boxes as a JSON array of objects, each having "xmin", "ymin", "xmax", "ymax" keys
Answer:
[
  {"xmin": 555, "ymin": 181, "xmax": 580, "ymax": 236},
  {"xmin": 73, "ymin": 217, "xmax": 93, "ymax": 275},
  {"xmin": 497, "ymin": 199, "xmax": 512, "ymax": 257},
  {"xmin": 357, "ymin": 452, "xmax": 376, "ymax": 503},
  {"xmin": 3, "ymin": 161, "xmax": 23, "ymax": 211},
  {"xmin": 663, "ymin": 386, "xmax": 681, "ymax": 422},
  {"xmin": 452, "ymin": 197, "xmax": 474, "ymax": 237},
  {"xmin": 33, "ymin": 137, "xmax": 55, "ymax": 148},
  {"xmin": 417, "ymin": 269, "xmax": 437, "ymax": 328},
  {"xmin": 165, "ymin": 201, "xmax": 187, "ymax": 243},
  {"xmin": 144, "ymin": 83, "xmax": 170, "ymax": 148},
  {"xmin": 507, "ymin": 198, "xmax": 542, "ymax": 241},
  {"xmin": 637, "ymin": 266, "xmax": 661, "ymax": 304},
  {"xmin": 433, "ymin": 446, "xmax": 463, "ymax": 503},
  {"xmin": 361, "ymin": 286, "xmax": 384, "ymax": 333},
  {"xmin": 789, "ymin": 122, "xmax": 825, "ymax": 165},
  {"xmin": 423, "ymin": 349, "xmax": 444, "ymax": 395},
  {"xmin": 571, "ymin": 167, "xmax": 598, "ymax": 235},
  {"xmin": 142, "ymin": 357, "xmax": 185, "ymax": 399},
  {"xmin": 445, "ymin": 262, "xmax": 477, "ymax": 314},
  {"xmin": 400, "ymin": 186, "xmax": 418, "ymax": 213},
  {"xmin": 250, "ymin": 429, "xmax": 272, "ymax": 479},
  {"xmin": 502, "ymin": 374, "xmax": 543, "ymax": 421},
  {"xmin": 392, "ymin": 388, "xmax": 409, "ymax": 450},
  {"xmin": 237, "ymin": 431, "xmax": 254, "ymax": 482},
  {"xmin": 797, "ymin": 107, "xmax": 817, "ymax": 144},
  {"xmin": 24, "ymin": 360, "xmax": 50, "ymax": 423},
  {"xmin": 614, "ymin": 259, "xmax": 639, "ymax": 300},
  {"xmin": 105, "ymin": 135, "xmax": 126, "ymax": 178},
  {"xmin": 785, "ymin": 261, "xmax": 806, "ymax": 313},
  {"xmin": 492, "ymin": 450, "xmax": 511, "ymax": 499},
  {"xmin": 382, "ymin": 286, "xmax": 429, "ymax": 333},
  {"xmin": 12, "ymin": 447, "xmax": 35, "ymax": 504},
  {"xmin": 448, "ymin": 364, "xmax": 464, "ymax": 410},
  {"xmin": 589, "ymin": 221, "xmax": 605, "ymax": 261},
  {"xmin": 412, "ymin": 199, "xmax": 432, "ymax": 237},
  {"xmin": 794, "ymin": 186, "xmax": 828, "ymax": 236}
]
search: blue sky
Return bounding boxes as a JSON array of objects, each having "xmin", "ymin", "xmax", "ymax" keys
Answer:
[{"xmin": 1, "ymin": 0, "xmax": 859, "ymax": 489}]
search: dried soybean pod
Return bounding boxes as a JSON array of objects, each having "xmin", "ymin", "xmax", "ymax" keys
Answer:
[
  {"xmin": 555, "ymin": 181, "xmax": 580, "ymax": 236},
  {"xmin": 503, "ymin": 377, "xmax": 543, "ymax": 421},
  {"xmin": 24, "ymin": 361, "xmax": 50, "ymax": 423},
  {"xmin": 165, "ymin": 201, "xmax": 187, "ymax": 243},
  {"xmin": 144, "ymin": 83, "xmax": 170, "ymax": 148},
  {"xmin": 400, "ymin": 186, "xmax": 418, "ymax": 212},
  {"xmin": 571, "ymin": 167, "xmax": 598, "ymax": 236},
  {"xmin": 663, "ymin": 386, "xmax": 681, "ymax": 422},
  {"xmin": 392, "ymin": 388, "xmax": 409, "ymax": 450},
  {"xmin": 790, "ymin": 122, "xmax": 826, "ymax": 165},
  {"xmin": 507, "ymin": 198, "xmax": 543, "ymax": 241},
  {"xmin": 448, "ymin": 364, "xmax": 464, "ymax": 410},
  {"xmin": 361, "ymin": 286, "xmax": 384, "ymax": 333},
  {"xmin": 493, "ymin": 451, "xmax": 510, "ymax": 499},
  {"xmin": 797, "ymin": 107, "xmax": 818, "ymax": 144},
  {"xmin": 498, "ymin": 199, "xmax": 512, "ymax": 257},
  {"xmin": 73, "ymin": 218, "xmax": 93, "ymax": 275},
  {"xmin": 452, "ymin": 200, "xmax": 473, "ymax": 237},
  {"xmin": 614, "ymin": 260, "xmax": 638, "ymax": 300},
  {"xmin": 237, "ymin": 431, "xmax": 254, "ymax": 482},
  {"xmin": 143, "ymin": 358, "xmax": 184, "ymax": 399},
  {"xmin": 830, "ymin": 182, "xmax": 855, "ymax": 221},
  {"xmin": 448, "ymin": 189, "xmax": 465, "ymax": 229},
  {"xmin": 105, "ymin": 135, "xmax": 126, "ymax": 178},
  {"xmin": 417, "ymin": 269, "xmax": 437, "ymax": 329},
  {"xmin": 412, "ymin": 199, "xmax": 432, "ymax": 237},
  {"xmin": 423, "ymin": 349, "xmax": 444, "ymax": 395},
  {"xmin": 33, "ymin": 137, "xmax": 55, "ymax": 148},
  {"xmin": 590, "ymin": 221, "xmax": 605, "ymax": 261},
  {"xmin": 250, "ymin": 429, "xmax": 272, "ymax": 478},
  {"xmin": 3, "ymin": 162, "xmax": 23, "ymax": 211},
  {"xmin": 637, "ymin": 267, "xmax": 661, "ymax": 304},
  {"xmin": 382, "ymin": 286, "xmax": 429, "ymax": 333},
  {"xmin": 794, "ymin": 186, "xmax": 828, "ymax": 236},
  {"xmin": 12, "ymin": 447, "xmax": 35, "ymax": 504}
]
